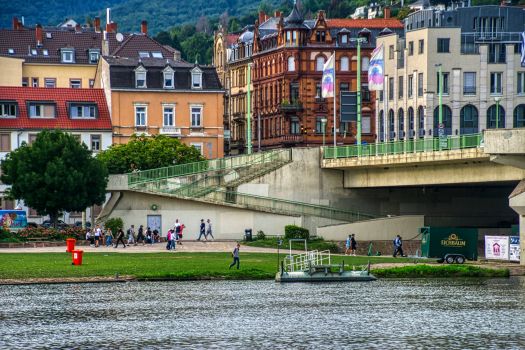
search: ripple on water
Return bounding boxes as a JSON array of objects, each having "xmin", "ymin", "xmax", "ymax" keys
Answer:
[{"xmin": 1, "ymin": 277, "xmax": 525, "ymax": 349}]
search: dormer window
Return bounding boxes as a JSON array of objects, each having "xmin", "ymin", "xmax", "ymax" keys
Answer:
[
  {"xmin": 316, "ymin": 31, "xmax": 325, "ymax": 42},
  {"xmin": 341, "ymin": 34, "xmax": 348, "ymax": 44},
  {"xmin": 0, "ymin": 102, "xmax": 17, "ymax": 118},
  {"xmin": 8, "ymin": 48, "xmax": 14, "ymax": 55},
  {"xmin": 69, "ymin": 103, "xmax": 97, "ymax": 119},
  {"xmin": 163, "ymin": 66, "xmax": 175, "ymax": 89},
  {"xmin": 134, "ymin": 65, "xmax": 148, "ymax": 88},
  {"xmin": 28, "ymin": 102, "xmax": 56, "ymax": 118},
  {"xmin": 138, "ymin": 51, "xmax": 150, "ymax": 58},
  {"xmin": 89, "ymin": 49, "xmax": 100, "ymax": 64},
  {"xmin": 31, "ymin": 49, "xmax": 37, "ymax": 56},
  {"xmin": 61, "ymin": 49, "xmax": 75, "ymax": 63},
  {"xmin": 191, "ymin": 67, "xmax": 203, "ymax": 89},
  {"xmin": 46, "ymin": 33, "xmax": 52, "ymax": 39},
  {"xmin": 152, "ymin": 52, "xmax": 163, "ymax": 58}
]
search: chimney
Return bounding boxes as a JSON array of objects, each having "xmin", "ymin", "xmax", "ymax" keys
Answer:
[
  {"xmin": 141, "ymin": 21, "xmax": 147, "ymax": 35},
  {"xmin": 112, "ymin": 22, "xmax": 118, "ymax": 33},
  {"xmin": 13, "ymin": 17, "xmax": 18, "ymax": 30},
  {"xmin": 102, "ymin": 31, "xmax": 110, "ymax": 56},
  {"xmin": 274, "ymin": 11, "xmax": 279, "ymax": 17},
  {"xmin": 75, "ymin": 23, "xmax": 81, "ymax": 32},
  {"xmin": 107, "ymin": 8, "xmax": 111, "ymax": 26},
  {"xmin": 173, "ymin": 49, "xmax": 181, "ymax": 61},
  {"xmin": 94, "ymin": 17, "xmax": 101, "ymax": 32},
  {"xmin": 36, "ymin": 24, "xmax": 43, "ymax": 45},
  {"xmin": 385, "ymin": 7, "xmax": 390, "ymax": 19},
  {"xmin": 259, "ymin": 11, "xmax": 264, "ymax": 25},
  {"xmin": 265, "ymin": 15, "xmax": 270, "ymax": 22}
]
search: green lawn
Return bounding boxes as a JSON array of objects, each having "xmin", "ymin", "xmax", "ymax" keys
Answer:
[
  {"xmin": 242, "ymin": 237, "xmax": 338, "ymax": 252},
  {"xmin": 0, "ymin": 252, "xmax": 422, "ymax": 280}
]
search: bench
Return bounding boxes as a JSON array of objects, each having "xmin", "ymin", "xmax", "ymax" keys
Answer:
[{"xmin": 27, "ymin": 237, "xmax": 49, "ymax": 242}]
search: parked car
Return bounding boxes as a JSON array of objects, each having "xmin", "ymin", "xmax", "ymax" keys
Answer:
[
  {"xmin": 41, "ymin": 219, "xmax": 69, "ymax": 230},
  {"xmin": 26, "ymin": 222, "xmax": 38, "ymax": 228},
  {"xmin": 74, "ymin": 221, "xmax": 91, "ymax": 229}
]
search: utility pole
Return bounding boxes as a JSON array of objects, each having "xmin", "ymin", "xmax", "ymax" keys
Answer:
[
  {"xmin": 435, "ymin": 63, "xmax": 443, "ymax": 149},
  {"xmin": 247, "ymin": 63, "xmax": 254, "ymax": 154}
]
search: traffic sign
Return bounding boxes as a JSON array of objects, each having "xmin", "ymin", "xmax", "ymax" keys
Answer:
[
  {"xmin": 438, "ymin": 123, "xmax": 444, "ymax": 130},
  {"xmin": 438, "ymin": 129, "xmax": 444, "ymax": 136}
]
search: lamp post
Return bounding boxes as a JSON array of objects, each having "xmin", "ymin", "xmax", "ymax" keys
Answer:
[
  {"xmin": 247, "ymin": 63, "xmax": 254, "ymax": 154},
  {"xmin": 494, "ymin": 97, "xmax": 502, "ymax": 129},
  {"xmin": 434, "ymin": 63, "xmax": 443, "ymax": 149},
  {"xmin": 321, "ymin": 118, "xmax": 327, "ymax": 147}
]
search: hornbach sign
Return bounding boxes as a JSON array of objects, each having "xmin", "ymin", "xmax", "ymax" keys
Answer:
[{"xmin": 441, "ymin": 234, "xmax": 466, "ymax": 247}]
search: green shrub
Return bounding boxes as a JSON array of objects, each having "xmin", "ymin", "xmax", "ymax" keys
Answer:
[
  {"xmin": 257, "ymin": 230, "xmax": 266, "ymax": 240},
  {"xmin": 1, "ymin": 237, "xmax": 21, "ymax": 243},
  {"xmin": 284, "ymin": 225, "xmax": 309, "ymax": 240},
  {"xmin": 105, "ymin": 217, "xmax": 124, "ymax": 236},
  {"xmin": 0, "ymin": 229, "xmax": 12, "ymax": 240}
]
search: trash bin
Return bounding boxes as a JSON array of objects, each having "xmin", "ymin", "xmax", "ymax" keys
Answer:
[
  {"xmin": 72, "ymin": 250, "xmax": 84, "ymax": 265},
  {"xmin": 245, "ymin": 229, "xmax": 253, "ymax": 242},
  {"xmin": 66, "ymin": 239, "xmax": 76, "ymax": 253}
]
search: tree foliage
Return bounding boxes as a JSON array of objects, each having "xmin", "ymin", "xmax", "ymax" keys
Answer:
[
  {"xmin": 0, "ymin": 129, "xmax": 108, "ymax": 228},
  {"xmin": 96, "ymin": 134, "xmax": 205, "ymax": 174}
]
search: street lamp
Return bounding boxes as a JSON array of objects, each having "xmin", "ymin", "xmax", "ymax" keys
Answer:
[
  {"xmin": 494, "ymin": 97, "xmax": 502, "ymax": 129},
  {"xmin": 321, "ymin": 118, "xmax": 328, "ymax": 147},
  {"xmin": 247, "ymin": 63, "xmax": 254, "ymax": 154},
  {"xmin": 434, "ymin": 63, "xmax": 443, "ymax": 149}
]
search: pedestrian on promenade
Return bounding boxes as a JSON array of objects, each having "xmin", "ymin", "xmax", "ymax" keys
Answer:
[
  {"xmin": 393, "ymin": 235, "xmax": 402, "ymax": 257},
  {"xmin": 229, "ymin": 244, "xmax": 241, "ymax": 270},
  {"xmin": 178, "ymin": 224, "xmax": 185, "ymax": 245},
  {"xmin": 106, "ymin": 227, "xmax": 114, "ymax": 247},
  {"xmin": 350, "ymin": 234, "xmax": 357, "ymax": 256},
  {"xmin": 94, "ymin": 224, "xmax": 102, "ymax": 248},
  {"xmin": 197, "ymin": 219, "xmax": 206, "ymax": 241},
  {"xmin": 170, "ymin": 228, "xmax": 177, "ymax": 251},
  {"xmin": 166, "ymin": 230, "xmax": 172, "ymax": 250},
  {"xmin": 86, "ymin": 229, "xmax": 94, "ymax": 246},
  {"xmin": 137, "ymin": 225, "xmax": 146, "ymax": 246},
  {"xmin": 127, "ymin": 225, "xmax": 136, "ymax": 246},
  {"xmin": 174, "ymin": 219, "xmax": 181, "ymax": 239},
  {"xmin": 206, "ymin": 219, "xmax": 214, "ymax": 241},
  {"xmin": 115, "ymin": 226, "xmax": 126, "ymax": 249},
  {"xmin": 345, "ymin": 235, "xmax": 351, "ymax": 256},
  {"xmin": 146, "ymin": 227, "xmax": 153, "ymax": 246},
  {"xmin": 153, "ymin": 229, "xmax": 159, "ymax": 243}
]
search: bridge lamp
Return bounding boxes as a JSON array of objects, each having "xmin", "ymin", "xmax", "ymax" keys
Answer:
[
  {"xmin": 321, "ymin": 118, "xmax": 328, "ymax": 147},
  {"xmin": 494, "ymin": 97, "xmax": 502, "ymax": 129}
]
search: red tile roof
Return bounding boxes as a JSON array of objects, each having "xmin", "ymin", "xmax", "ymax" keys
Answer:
[
  {"xmin": 0, "ymin": 87, "xmax": 112, "ymax": 130},
  {"xmin": 327, "ymin": 19, "xmax": 404, "ymax": 28},
  {"xmin": 227, "ymin": 34, "xmax": 240, "ymax": 46},
  {"xmin": 110, "ymin": 33, "xmax": 175, "ymax": 58}
]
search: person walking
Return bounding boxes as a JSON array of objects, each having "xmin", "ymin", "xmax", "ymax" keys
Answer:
[
  {"xmin": 106, "ymin": 227, "xmax": 114, "ymax": 247},
  {"xmin": 228, "ymin": 244, "xmax": 241, "ymax": 270},
  {"xmin": 94, "ymin": 224, "xmax": 102, "ymax": 248},
  {"xmin": 345, "ymin": 235, "xmax": 351, "ymax": 256},
  {"xmin": 136, "ymin": 225, "xmax": 146, "ymax": 246},
  {"xmin": 197, "ymin": 219, "xmax": 206, "ymax": 241},
  {"xmin": 170, "ymin": 228, "xmax": 177, "ymax": 251},
  {"xmin": 165, "ymin": 230, "xmax": 172, "ymax": 250},
  {"xmin": 115, "ymin": 226, "xmax": 126, "ymax": 249},
  {"xmin": 178, "ymin": 224, "xmax": 185, "ymax": 245},
  {"xmin": 350, "ymin": 234, "xmax": 357, "ymax": 256},
  {"xmin": 174, "ymin": 219, "xmax": 181, "ymax": 240},
  {"xmin": 206, "ymin": 219, "xmax": 215, "ymax": 241},
  {"xmin": 127, "ymin": 225, "xmax": 136, "ymax": 246},
  {"xmin": 393, "ymin": 235, "xmax": 401, "ymax": 257}
]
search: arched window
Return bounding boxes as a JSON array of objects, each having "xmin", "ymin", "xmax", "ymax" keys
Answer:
[
  {"xmin": 361, "ymin": 56, "xmax": 370, "ymax": 71},
  {"xmin": 486, "ymin": 104, "xmax": 505, "ymax": 129},
  {"xmin": 316, "ymin": 55, "xmax": 325, "ymax": 71},
  {"xmin": 288, "ymin": 56, "xmax": 295, "ymax": 72},
  {"xmin": 513, "ymin": 104, "xmax": 525, "ymax": 128},
  {"xmin": 408, "ymin": 107, "xmax": 414, "ymax": 139},
  {"xmin": 341, "ymin": 56, "xmax": 349, "ymax": 71},
  {"xmin": 389, "ymin": 109, "xmax": 395, "ymax": 140},
  {"xmin": 398, "ymin": 108, "xmax": 405, "ymax": 140},
  {"xmin": 379, "ymin": 110, "xmax": 385, "ymax": 142},
  {"xmin": 433, "ymin": 105, "xmax": 452, "ymax": 136},
  {"xmin": 460, "ymin": 105, "xmax": 479, "ymax": 134},
  {"xmin": 418, "ymin": 106, "xmax": 425, "ymax": 138}
]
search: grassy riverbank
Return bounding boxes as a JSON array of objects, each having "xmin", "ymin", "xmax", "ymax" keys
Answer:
[
  {"xmin": 373, "ymin": 264, "xmax": 510, "ymax": 278},
  {"xmin": 241, "ymin": 237, "xmax": 338, "ymax": 252}
]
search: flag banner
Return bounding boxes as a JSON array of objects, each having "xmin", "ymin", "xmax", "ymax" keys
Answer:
[
  {"xmin": 521, "ymin": 32, "xmax": 525, "ymax": 67},
  {"xmin": 368, "ymin": 44, "xmax": 384, "ymax": 90},
  {"xmin": 322, "ymin": 54, "xmax": 335, "ymax": 98}
]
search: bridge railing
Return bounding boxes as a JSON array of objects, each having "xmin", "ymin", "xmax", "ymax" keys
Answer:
[{"xmin": 324, "ymin": 133, "xmax": 483, "ymax": 159}]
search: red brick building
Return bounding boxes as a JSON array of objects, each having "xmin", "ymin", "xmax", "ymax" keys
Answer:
[{"xmin": 251, "ymin": 6, "xmax": 403, "ymax": 149}]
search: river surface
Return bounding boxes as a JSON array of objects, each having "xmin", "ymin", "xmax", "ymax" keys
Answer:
[{"xmin": 1, "ymin": 277, "xmax": 525, "ymax": 349}]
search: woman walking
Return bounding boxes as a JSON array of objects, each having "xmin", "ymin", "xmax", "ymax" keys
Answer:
[
  {"xmin": 106, "ymin": 227, "xmax": 114, "ymax": 247},
  {"xmin": 178, "ymin": 224, "xmax": 185, "ymax": 245}
]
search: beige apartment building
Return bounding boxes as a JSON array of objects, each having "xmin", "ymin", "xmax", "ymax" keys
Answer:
[{"xmin": 377, "ymin": 5, "xmax": 525, "ymax": 142}]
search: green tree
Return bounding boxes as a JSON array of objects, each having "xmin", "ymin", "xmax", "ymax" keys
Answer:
[
  {"xmin": 96, "ymin": 134, "xmax": 205, "ymax": 174},
  {"xmin": 182, "ymin": 32, "xmax": 214, "ymax": 64},
  {"xmin": 153, "ymin": 30, "xmax": 173, "ymax": 46},
  {"xmin": 230, "ymin": 19, "xmax": 241, "ymax": 31},
  {"xmin": 0, "ymin": 129, "xmax": 108, "ymax": 229}
]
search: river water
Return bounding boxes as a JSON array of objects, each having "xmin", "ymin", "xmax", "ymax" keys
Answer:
[{"xmin": 1, "ymin": 277, "xmax": 524, "ymax": 349}]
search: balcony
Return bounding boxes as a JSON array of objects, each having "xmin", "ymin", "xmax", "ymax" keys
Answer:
[
  {"xmin": 280, "ymin": 100, "xmax": 303, "ymax": 112},
  {"xmin": 315, "ymin": 97, "xmax": 326, "ymax": 102},
  {"xmin": 463, "ymin": 86, "xmax": 476, "ymax": 95},
  {"xmin": 233, "ymin": 112, "xmax": 246, "ymax": 123},
  {"xmin": 281, "ymin": 134, "xmax": 304, "ymax": 144},
  {"xmin": 159, "ymin": 126, "xmax": 181, "ymax": 135}
]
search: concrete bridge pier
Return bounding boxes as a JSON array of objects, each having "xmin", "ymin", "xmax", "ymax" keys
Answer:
[{"xmin": 509, "ymin": 180, "xmax": 525, "ymax": 266}]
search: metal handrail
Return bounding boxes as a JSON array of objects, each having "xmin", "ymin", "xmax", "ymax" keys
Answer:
[{"xmin": 324, "ymin": 133, "xmax": 483, "ymax": 159}]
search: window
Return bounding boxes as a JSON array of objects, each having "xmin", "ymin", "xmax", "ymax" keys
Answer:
[
  {"xmin": 45, "ymin": 78, "xmax": 55, "ymax": 88},
  {"xmin": 0, "ymin": 102, "xmax": 17, "ymax": 117},
  {"xmin": 341, "ymin": 34, "xmax": 348, "ymax": 44},
  {"xmin": 22, "ymin": 78, "xmax": 28, "ymax": 87},
  {"xmin": 315, "ymin": 117, "xmax": 326, "ymax": 133},
  {"xmin": 398, "ymin": 76, "xmax": 403, "ymax": 99},
  {"xmin": 8, "ymin": 48, "xmax": 14, "ymax": 55},
  {"xmin": 436, "ymin": 72, "xmax": 449, "ymax": 95},
  {"xmin": 70, "ymin": 104, "xmax": 97, "ymax": 118},
  {"xmin": 361, "ymin": 83, "xmax": 370, "ymax": 102},
  {"xmin": 340, "ymin": 83, "xmax": 349, "ymax": 92},
  {"xmin": 340, "ymin": 56, "xmax": 349, "ymax": 71},
  {"xmin": 408, "ymin": 41, "xmax": 414, "ymax": 55},
  {"xmin": 464, "ymin": 72, "xmax": 476, "ymax": 95},
  {"xmin": 190, "ymin": 143, "xmax": 203, "ymax": 155},
  {"xmin": 89, "ymin": 50, "xmax": 100, "ymax": 64},
  {"xmin": 290, "ymin": 117, "xmax": 299, "ymax": 134},
  {"xmin": 138, "ymin": 51, "xmax": 150, "ymax": 58},
  {"xmin": 28, "ymin": 103, "xmax": 56, "ymax": 118},
  {"xmin": 0, "ymin": 134, "xmax": 10, "ymax": 151},
  {"xmin": 316, "ymin": 83, "xmax": 322, "ymax": 98},
  {"xmin": 293, "ymin": 31, "xmax": 297, "ymax": 42},
  {"xmin": 398, "ymin": 109, "xmax": 405, "ymax": 140},
  {"xmin": 460, "ymin": 105, "xmax": 479, "ymax": 134},
  {"xmin": 164, "ymin": 71, "xmax": 174, "ymax": 88},
  {"xmin": 286, "ymin": 31, "xmax": 291, "ymax": 43},
  {"xmin": 490, "ymin": 73, "xmax": 502, "ymax": 94},
  {"xmin": 389, "ymin": 45, "xmax": 394, "ymax": 59},
  {"xmin": 316, "ymin": 56, "xmax": 325, "ymax": 71},
  {"xmin": 408, "ymin": 75, "xmax": 413, "ymax": 98},
  {"xmin": 518, "ymin": 73, "xmax": 525, "ymax": 94},
  {"xmin": 514, "ymin": 105, "xmax": 525, "ymax": 128},
  {"xmin": 290, "ymin": 83, "xmax": 299, "ymax": 101},
  {"xmin": 89, "ymin": 79, "xmax": 94, "ymax": 89},
  {"xmin": 163, "ymin": 107, "xmax": 174, "ymax": 126},
  {"xmin": 28, "ymin": 134, "xmax": 37, "ymax": 145},
  {"xmin": 151, "ymin": 52, "xmax": 163, "ymax": 58},
  {"xmin": 389, "ymin": 78, "xmax": 394, "ymax": 100},
  {"xmin": 437, "ymin": 38, "xmax": 450, "ymax": 53},
  {"xmin": 136, "ymin": 72, "xmax": 146, "ymax": 88},
  {"xmin": 486, "ymin": 104, "xmax": 505, "ymax": 128},
  {"xmin": 91, "ymin": 135, "xmax": 101, "ymax": 151},
  {"xmin": 70, "ymin": 79, "xmax": 81, "ymax": 88},
  {"xmin": 43, "ymin": 49, "xmax": 49, "ymax": 56},
  {"xmin": 191, "ymin": 68, "xmax": 202, "ymax": 89},
  {"xmin": 191, "ymin": 107, "xmax": 202, "ymax": 127},
  {"xmin": 362, "ymin": 116, "xmax": 371, "ymax": 134},
  {"xmin": 433, "ymin": 105, "xmax": 452, "ymax": 136},
  {"xmin": 321, "ymin": 32, "xmax": 325, "ymax": 42},
  {"xmin": 408, "ymin": 107, "xmax": 414, "ymax": 139},
  {"xmin": 32, "ymin": 78, "xmax": 38, "ymax": 87},
  {"xmin": 418, "ymin": 73, "xmax": 424, "ymax": 97},
  {"xmin": 135, "ymin": 106, "xmax": 146, "ymax": 126},
  {"xmin": 61, "ymin": 49, "xmax": 75, "ymax": 63},
  {"xmin": 46, "ymin": 32, "xmax": 52, "ymax": 39},
  {"xmin": 361, "ymin": 56, "xmax": 369, "ymax": 71},
  {"xmin": 288, "ymin": 56, "xmax": 295, "ymax": 71},
  {"xmin": 31, "ymin": 49, "xmax": 37, "ymax": 56},
  {"xmin": 418, "ymin": 39, "xmax": 424, "ymax": 54}
]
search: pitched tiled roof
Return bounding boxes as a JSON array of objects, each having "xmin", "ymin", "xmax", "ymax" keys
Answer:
[
  {"xmin": 110, "ymin": 34, "xmax": 174, "ymax": 58},
  {"xmin": 0, "ymin": 87, "xmax": 112, "ymax": 130},
  {"xmin": 0, "ymin": 29, "xmax": 127, "ymax": 64},
  {"xmin": 327, "ymin": 19, "xmax": 404, "ymax": 28},
  {"xmin": 227, "ymin": 34, "xmax": 240, "ymax": 46}
]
